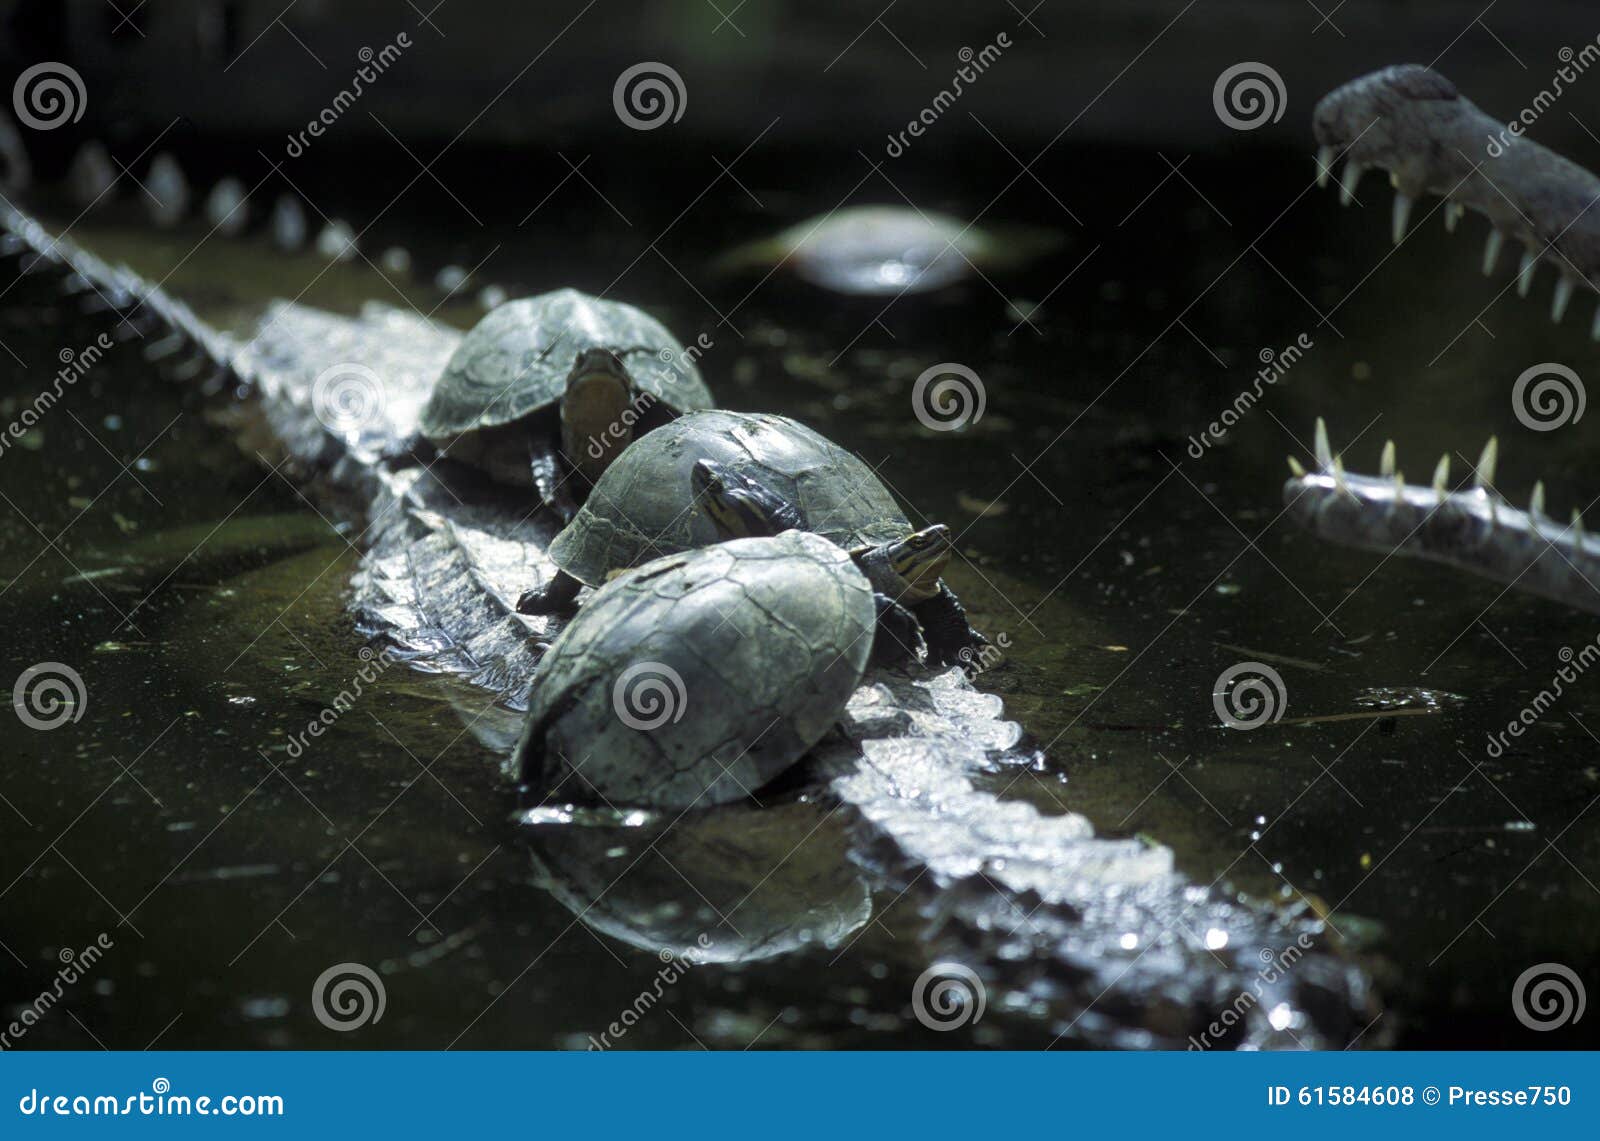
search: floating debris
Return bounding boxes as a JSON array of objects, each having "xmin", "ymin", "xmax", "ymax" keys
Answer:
[
  {"xmin": 477, "ymin": 283, "xmax": 508, "ymax": 311},
  {"xmin": 1214, "ymin": 643, "xmax": 1325, "ymax": 672},
  {"xmin": 1352, "ymin": 686, "xmax": 1466, "ymax": 712},
  {"xmin": 956, "ymin": 491, "xmax": 1009, "ymax": 517},
  {"xmin": 65, "ymin": 568, "xmax": 126, "ymax": 585}
]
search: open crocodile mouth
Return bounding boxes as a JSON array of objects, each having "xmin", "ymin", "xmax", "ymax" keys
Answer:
[
  {"xmin": 1314, "ymin": 64, "xmax": 1600, "ymax": 336},
  {"xmin": 1283, "ymin": 419, "xmax": 1600, "ymax": 615}
]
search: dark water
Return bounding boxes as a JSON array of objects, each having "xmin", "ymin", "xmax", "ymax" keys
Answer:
[{"xmin": 2, "ymin": 140, "xmax": 1597, "ymax": 1048}]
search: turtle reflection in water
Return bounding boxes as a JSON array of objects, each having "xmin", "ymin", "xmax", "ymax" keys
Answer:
[
  {"xmin": 415, "ymin": 289, "xmax": 715, "ymax": 519},
  {"xmin": 523, "ymin": 804, "xmax": 872, "ymax": 966},
  {"xmin": 516, "ymin": 409, "xmax": 987, "ymax": 668}
]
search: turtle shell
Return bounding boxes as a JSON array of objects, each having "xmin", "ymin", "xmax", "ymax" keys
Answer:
[
  {"xmin": 548, "ymin": 409, "xmax": 909, "ymax": 586},
  {"xmin": 419, "ymin": 288, "xmax": 714, "ymax": 440},
  {"xmin": 516, "ymin": 531, "xmax": 875, "ymax": 808}
]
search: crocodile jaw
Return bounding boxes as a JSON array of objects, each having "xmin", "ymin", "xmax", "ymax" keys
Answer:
[
  {"xmin": 1315, "ymin": 64, "xmax": 1600, "ymax": 336},
  {"xmin": 1284, "ymin": 423, "xmax": 1600, "ymax": 616}
]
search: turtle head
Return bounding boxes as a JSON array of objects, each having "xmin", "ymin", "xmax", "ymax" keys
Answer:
[
  {"xmin": 693, "ymin": 459, "xmax": 803, "ymax": 539},
  {"xmin": 856, "ymin": 524, "xmax": 952, "ymax": 602},
  {"xmin": 560, "ymin": 348, "xmax": 638, "ymax": 487}
]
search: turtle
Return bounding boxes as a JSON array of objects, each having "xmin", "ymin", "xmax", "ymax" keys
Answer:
[
  {"xmin": 513, "ymin": 529, "xmax": 878, "ymax": 809},
  {"xmin": 713, "ymin": 205, "xmax": 1061, "ymax": 296},
  {"xmin": 416, "ymin": 288, "xmax": 715, "ymax": 517},
  {"xmin": 693, "ymin": 457, "xmax": 965, "ymax": 668},
  {"xmin": 513, "ymin": 409, "xmax": 988, "ymax": 667}
]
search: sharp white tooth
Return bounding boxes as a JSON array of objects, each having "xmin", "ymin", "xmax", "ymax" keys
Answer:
[
  {"xmin": 1476, "ymin": 437, "xmax": 1499, "ymax": 488},
  {"xmin": 1531, "ymin": 481, "xmax": 1546, "ymax": 518},
  {"xmin": 1517, "ymin": 248, "xmax": 1538, "ymax": 297},
  {"xmin": 1314, "ymin": 418, "xmax": 1333, "ymax": 470},
  {"xmin": 1391, "ymin": 194, "xmax": 1413, "ymax": 244},
  {"xmin": 1339, "ymin": 163, "xmax": 1365, "ymax": 206},
  {"xmin": 1483, "ymin": 230, "xmax": 1504, "ymax": 275},
  {"xmin": 1552, "ymin": 274, "xmax": 1577, "ymax": 323},
  {"xmin": 1444, "ymin": 202, "xmax": 1465, "ymax": 233},
  {"xmin": 1286, "ymin": 456, "xmax": 1307, "ymax": 477},
  {"xmin": 1333, "ymin": 454, "xmax": 1347, "ymax": 486},
  {"xmin": 1432, "ymin": 454, "xmax": 1450, "ymax": 493},
  {"xmin": 1394, "ymin": 471, "xmax": 1405, "ymax": 495},
  {"xmin": 1591, "ymin": 302, "xmax": 1600, "ymax": 341},
  {"xmin": 1316, "ymin": 146, "xmax": 1334, "ymax": 189},
  {"xmin": 1573, "ymin": 508, "xmax": 1586, "ymax": 541},
  {"xmin": 1380, "ymin": 439, "xmax": 1396, "ymax": 476}
]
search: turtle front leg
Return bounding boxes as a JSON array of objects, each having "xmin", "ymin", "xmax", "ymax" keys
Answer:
[
  {"xmin": 517, "ymin": 570, "xmax": 583, "ymax": 616},
  {"xmin": 912, "ymin": 580, "xmax": 988, "ymax": 670},
  {"xmin": 870, "ymin": 592, "xmax": 926, "ymax": 668},
  {"xmin": 529, "ymin": 451, "xmax": 581, "ymax": 523}
]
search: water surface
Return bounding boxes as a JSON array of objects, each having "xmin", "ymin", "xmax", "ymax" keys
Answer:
[{"xmin": 2, "ymin": 143, "xmax": 1596, "ymax": 1048}]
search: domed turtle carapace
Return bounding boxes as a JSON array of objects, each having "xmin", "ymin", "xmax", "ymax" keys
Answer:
[
  {"xmin": 514, "ymin": 529, "xmax": 877, "ymax": 809},
  {"xmin": 417, "ymin": 288, "xmax": 714, "ymax": 517},
  {"xmin": 513, "ymin": 409, "xmax": 986, "ymax": 667}
]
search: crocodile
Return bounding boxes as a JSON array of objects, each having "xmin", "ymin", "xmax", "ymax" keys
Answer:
[
  {"xmin": 1313, "ymin": 63, "xmax": 1600, "ymax": 331},
  {"xmin": 1291, "ymin": 65, "xmax": 1600, "ymax": 613},
  {"xmin": 0, "ymin": 197, "xmax": 1379, "ymax": 1048},
  {"xmin": 1286, "ymin": 419, "xmax": 1600, "ymax": 615}
]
